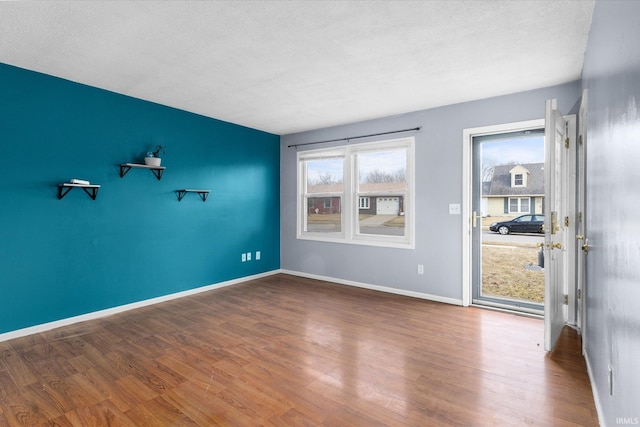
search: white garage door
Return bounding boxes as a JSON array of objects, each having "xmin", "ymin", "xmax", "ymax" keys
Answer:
[{"xmin": 376, "ymin": 197, "xmax": 399, "ymax": 215}]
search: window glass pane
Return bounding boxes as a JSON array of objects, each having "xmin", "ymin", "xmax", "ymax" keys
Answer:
[
  {"xmin": 304, "ymin": 158, "xmax": 343, "ymax": 233},
  {"xmin": 306, "ymin": 196, "xmax": 341, "ymax": 232},
  {"xmin": 357, "ymin": 149, "xmax": 406, "ymax": 236},
  {"xmin": 509, "ymin": 198, "xmax": 519, "ymax": 212},
  {"xmin": 357, "ymin": 149, "xmax": 407, "ymax": 188},
  {"xmin": 521, "ymin": 198, "xmax": 530, "ymax": 212},
  {"xmin": 306, "ymin": 158, "xmax": 343, "ymax": 194}
]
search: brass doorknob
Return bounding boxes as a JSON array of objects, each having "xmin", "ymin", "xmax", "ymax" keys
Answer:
[
  {"xmin": 552, "ymin": 242, "xmax": 563, "ymax": 249},
  {"xmin": 582, "ymin": 243, "xmax": 589, "ymax": 253}
]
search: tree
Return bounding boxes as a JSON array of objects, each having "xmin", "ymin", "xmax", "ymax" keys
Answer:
[
  {"xmin": 361, "ymin": 168, "xmax": 406, "ymax": 183},
  {"xmin": 482, "ymin": 165, "xmax": 495, "ymax": 182},
  {"xmin": 311, "ymin": 172, "xmax": 342, "ymax": 185}
]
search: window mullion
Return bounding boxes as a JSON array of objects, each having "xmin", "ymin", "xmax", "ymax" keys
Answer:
[
  {"xmin": 344, "ymin": 147, "xmax": 354, "ymax": 240},
  {"xmin": 300, "ymin": 160, "xmax": 307, "ymax": 235}
]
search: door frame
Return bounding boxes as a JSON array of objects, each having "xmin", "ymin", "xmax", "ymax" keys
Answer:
[
  {"xmin": 577, "ymin": 89, "xmax": 588, "ymax": 349},
  {"xmin": 462, "ymin": 118, "xmax": 545, "ymax": 307},
  {"xmin": 462, "ymin": 116, "xmax": 577, "ymax": 320},
  {"xmin": 565, "ymin": 114, "xmax": 578, "ymax": 326}
]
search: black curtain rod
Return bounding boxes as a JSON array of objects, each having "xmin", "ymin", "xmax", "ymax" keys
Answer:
[{"xmin": 287, "ymin": 126, "xmax": 421, "ymax": 148}]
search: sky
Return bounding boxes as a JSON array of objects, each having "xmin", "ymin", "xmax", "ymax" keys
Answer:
[
  {"xmin": 306, "ymin": 157, "xmax": 343, "ymax": 183},
  {"xmin": 305, "ymin": 136, "xmax": 543, "ymax": 184},
  {"xmin": 306, "ymin": 149, "xmax": 406, "ymax": 184},
  {"xmin": 481, "ymin": 135, "xmax": 545, "ymax": 167}
]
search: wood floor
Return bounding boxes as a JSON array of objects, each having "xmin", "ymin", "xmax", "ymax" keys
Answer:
[{"xmin": 0, "ymin": 274, "xmax": 598, "ymax": 426}]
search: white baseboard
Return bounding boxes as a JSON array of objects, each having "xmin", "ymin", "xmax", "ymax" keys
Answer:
[
  {"xmin": 1, "ymin": 269, "xmax": 460, "ymax": 343},
  {"xmin": 0, "ymin": 270, "xmax": 281, "ymax": 343},
  {"xmin": 281, "ymin": 269, "xmax": 463, "ymax": 306},
  {"xmin": 584, "ymin": 349, "xmax": 606, "ymax": 427}
]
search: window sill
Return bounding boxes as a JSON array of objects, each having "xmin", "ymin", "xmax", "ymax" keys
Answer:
[{"xmin": 297, "ymin": 233, "xmax": 414, "ymax": 250}]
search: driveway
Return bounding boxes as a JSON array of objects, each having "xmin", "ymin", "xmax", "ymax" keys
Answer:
[{"xmin": 359, "ymin": 214, "xmax": 404, "ymax": 236}]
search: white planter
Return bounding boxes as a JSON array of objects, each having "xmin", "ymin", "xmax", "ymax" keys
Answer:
[{"xmin": 144, "ymin": 157, "xmax": 161, "ymax": 167}]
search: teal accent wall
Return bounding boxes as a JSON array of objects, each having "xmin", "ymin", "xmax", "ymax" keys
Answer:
[{"xmin": 0, "ymin": 63, "xmax": 280, "ymax": 334}]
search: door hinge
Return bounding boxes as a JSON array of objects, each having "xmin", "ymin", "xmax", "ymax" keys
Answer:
[
  {"xmin": 578, "ymin": 212, "xmax": 583, "ymax": 223},
  {"xmin": 564, "ymin": 216, "xmax": 570, "ymax": 227},
  {"xmin": 564, "ymin": 294, "xmax": 569, "ymax": 305},
  {"xmin": 578, "ymin": 134, "xmax": 583, "ymax": 145},
  {"xmin": 578, "ymin": 289, "xmax": 582, "ymax": 299},
  {"xmin": 565, "ymin": 136, "xmax": 570, "ymax": 149}
]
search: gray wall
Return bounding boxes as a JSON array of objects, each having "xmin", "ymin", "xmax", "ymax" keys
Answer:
[
  {"xmin": 582, "ymin": 1, "xmax": 640, "ymax": 424},
  {"xmin": 281, "ymin": 83, "xmax": 579, "ymax": 301}
]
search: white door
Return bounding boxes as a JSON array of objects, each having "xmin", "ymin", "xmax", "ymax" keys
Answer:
[
  {"xmin": 544, "ymin": 99, "xmax": 569, "ymax": 351},
  {"xmin": 376, "ymin": 197, "xmax": 399, "ymax": 214}
]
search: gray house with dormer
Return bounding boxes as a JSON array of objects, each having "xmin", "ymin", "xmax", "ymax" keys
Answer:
[{"xmin": 482, "ymin": 162, "xmax": 544, "ymax": 217}]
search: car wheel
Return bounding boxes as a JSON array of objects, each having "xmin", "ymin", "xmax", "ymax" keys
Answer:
[{"xmin": 498, "ymin": 225, "xmax": 510, "ymax": 235}]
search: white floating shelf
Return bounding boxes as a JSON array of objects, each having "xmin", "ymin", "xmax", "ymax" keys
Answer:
[
  {"xmin": 120, "ymin": 163, "xmax": 166, "ymax": 180},
  {"xmin": 58, "ymin": 183, "xmax": 101, "ymax": 200}
]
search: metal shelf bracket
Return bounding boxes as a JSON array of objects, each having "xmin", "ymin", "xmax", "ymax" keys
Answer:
[
  {"xmin": 176, "ymin": 189, "xmax": 210, "ymax": 202},
  {"xmin": 58, "ymin": 184, "xmax": 101, "ymax": 200}
]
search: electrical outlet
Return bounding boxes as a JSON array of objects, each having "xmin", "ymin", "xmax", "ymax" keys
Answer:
[
  {"xmin": 418, "ymin": 264, "xmax": 424, "ymax": 275},
  {"xmin": 247, "ymin": 252, "xmax": 252, "ymax": 261},
  {"xmin": 449, "ymin": 204, "xmax": 461, "ymax": 215},
  {"xmin": 256, "ymin": 251, "xmax": 261, "ymax": 260},
  {"xmin": 241, "ymin": 253, "xmax": 246, "ymax": 262}
]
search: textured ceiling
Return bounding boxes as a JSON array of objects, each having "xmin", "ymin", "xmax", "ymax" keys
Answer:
[{"xmin": 0, "ymin": 1, "xmax": 594, "ymax": 135}]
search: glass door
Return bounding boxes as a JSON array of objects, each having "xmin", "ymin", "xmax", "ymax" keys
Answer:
[{"xmin": 471, "ymin": 128, "xmax": 545, "ymax": 314}]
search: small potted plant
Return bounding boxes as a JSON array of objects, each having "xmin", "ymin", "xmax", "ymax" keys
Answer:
[{"xmin": 144, "ymin": 145, "xmax": 165, "ymax": 166}]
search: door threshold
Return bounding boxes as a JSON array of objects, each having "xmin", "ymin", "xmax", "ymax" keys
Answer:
[{"xmin": 471, "ymin": 301, "xmax": 543, "ymax": 319}]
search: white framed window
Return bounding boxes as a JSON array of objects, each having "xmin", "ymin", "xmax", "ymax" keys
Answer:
[
  {"xmin": 509, "ymin": 197, "xmax": 530, "ymax": 213},
  {"xmin": 513, "ymin": 173, "xmax": 524, "ymax": 186},
  {"xmin": 297, "ymin": 137, "xmax": 415, "ymax": 248},
  {"xmin": 300, "ymin": 152, "xmax": 344, "ymax": 234},
  {"xmin": 510, "ymin": 166, "xmax": 530, "ymax": 188}
]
